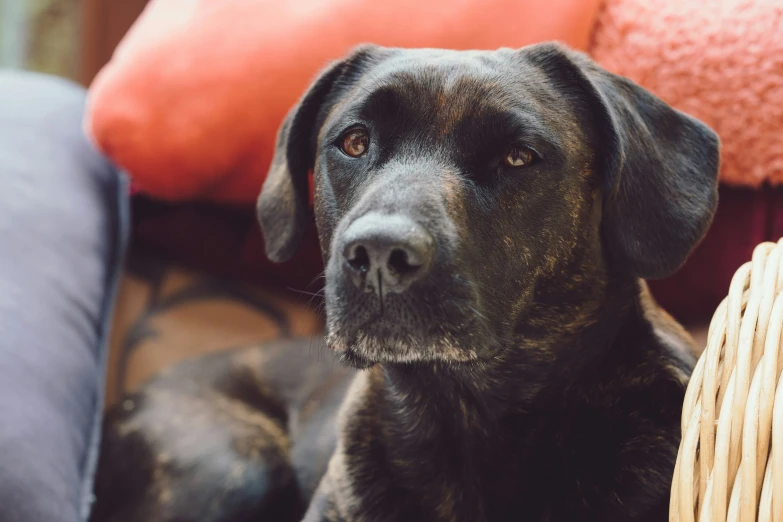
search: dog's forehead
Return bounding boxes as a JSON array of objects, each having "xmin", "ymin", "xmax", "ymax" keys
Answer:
[
  {"xmin": 322, "ymin": 47, "xmax": 561, "ymax": 135},
  {"xmin": 319, "ymin": 47, "xmax": 584, "ymax": 152},
  {"xmin": 361, "ymin": 48, "xmax": 528, "ymax": 100}
]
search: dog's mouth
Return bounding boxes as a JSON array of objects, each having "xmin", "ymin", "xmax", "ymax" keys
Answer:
[
  {"xmin": 326, "ymin": 328, "xmax": 483, "ymax": 368},
  {"xmin": 322, "ymin": 238, "xmax": 494, "ymax": 367},
  {"xmin": 323, "ymin": 292, "xmax": 493, "ymax": 368}
]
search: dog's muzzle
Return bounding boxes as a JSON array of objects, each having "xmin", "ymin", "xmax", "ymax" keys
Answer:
[{"xmin": 340, "ymin": 212, "xmax": 434, "ymax": 296}]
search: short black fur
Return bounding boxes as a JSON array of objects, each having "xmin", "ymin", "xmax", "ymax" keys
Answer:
[{"xmin": 91, "ymin": 42, "xmax": 719, "ymax": 522}]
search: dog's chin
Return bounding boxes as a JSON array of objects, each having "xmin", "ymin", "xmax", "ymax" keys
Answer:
[{"xmin": 326, "ymin": 330, "xmax": 484, "ymax": 369}]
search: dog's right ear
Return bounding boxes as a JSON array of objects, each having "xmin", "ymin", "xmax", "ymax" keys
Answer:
[
  {"xmin": 257, "ymin": 45, "xmax": 383, "ymax": 263},
  {"xmin": 256, "ymin": 60, "xmax": 345, "ymax": 263}
]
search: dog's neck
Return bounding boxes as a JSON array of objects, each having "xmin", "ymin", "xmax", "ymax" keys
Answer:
[
  {"xmin": 376, "ymin": 264, "xmax": 641, "ymax": 418},
  {"xmin": 341, "ymin": 272, "xmax": 680, "ymax": 521}
]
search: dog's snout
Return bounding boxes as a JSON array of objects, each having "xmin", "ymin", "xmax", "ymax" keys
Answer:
[{"xmin": 341, "ymin": 213, "xmax": 434, "ymax": 294}]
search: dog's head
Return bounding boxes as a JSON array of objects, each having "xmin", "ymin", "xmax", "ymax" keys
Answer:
[{"xmin": 257, "ymin": 43, "xmax": 719, "ymax": 368}]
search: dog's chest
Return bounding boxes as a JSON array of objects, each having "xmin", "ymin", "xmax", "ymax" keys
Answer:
[{"xmin": 335, "ymin": 387, "xmax": 680, "ymax": 522}]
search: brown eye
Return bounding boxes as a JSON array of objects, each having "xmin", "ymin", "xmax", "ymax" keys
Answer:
[
  {"xmin": 504, "ymin": 146, "xmax": 535, "ymax": 168},
  {"xmin": 341, "ymin": 130, "xmax": 369, "ymax": 157}
]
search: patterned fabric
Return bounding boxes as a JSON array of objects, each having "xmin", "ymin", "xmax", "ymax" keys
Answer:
[{"xmin": 106, "ymin": 253, "xmax": 323, "ymax": 408}]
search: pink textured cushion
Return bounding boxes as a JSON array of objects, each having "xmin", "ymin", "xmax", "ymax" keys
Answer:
[{"xmin": 590, "ymin": 0, "xmax": 783, "ymax": 188}]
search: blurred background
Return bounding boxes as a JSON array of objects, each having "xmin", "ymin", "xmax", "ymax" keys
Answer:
[{"xmin": 0, "ymin": 0, "xmax": 145, "ymax": 84}]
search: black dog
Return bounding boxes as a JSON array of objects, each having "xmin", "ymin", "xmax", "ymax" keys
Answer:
[{"xmin": 89, "ymin": 42, "xmax": 719, "ymax": 522}]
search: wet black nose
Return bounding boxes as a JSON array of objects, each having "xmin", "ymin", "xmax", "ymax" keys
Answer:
[{"xmin": 341, "ymin": 213, "xmax": 434, "ymax": 294}]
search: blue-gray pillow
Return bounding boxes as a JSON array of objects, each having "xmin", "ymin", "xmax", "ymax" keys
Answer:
[{"xmin": 0, "ymin": 71, "xmax": 128, "ymax": 522}]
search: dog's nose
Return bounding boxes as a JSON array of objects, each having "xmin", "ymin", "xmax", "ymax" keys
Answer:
[{"xmin": 341, "ymin": 213, "xmax": 434, "ymax": 294}]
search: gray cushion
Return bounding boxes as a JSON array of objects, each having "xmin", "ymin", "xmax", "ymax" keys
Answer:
[{"xmin": 0, "ymin": 71, "xmax": 128, "ymax": 522}]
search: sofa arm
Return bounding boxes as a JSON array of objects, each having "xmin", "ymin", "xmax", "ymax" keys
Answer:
[{"xmin": 0, "ymin": 71, "xmax": 129, "ymax": 522}]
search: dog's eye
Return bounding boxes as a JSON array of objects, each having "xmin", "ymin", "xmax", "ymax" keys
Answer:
[
  {"xmin": 504, "ymin": 147, "xmax": 535, "ymax": 168},
  {"xmin": 341, "ymin": 130, "xmax": 370, "ymax": 158}
]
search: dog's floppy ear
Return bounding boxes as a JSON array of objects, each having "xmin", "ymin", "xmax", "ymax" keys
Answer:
[
  {"xmin": 256, "ymin": 61, "xmax": 345, "ymax": 263},
  {"xmin": 528, "ymin": 43, "xmax": 720, "ymax": 279},
  {"xmin": 257, "ymin": 45, "xmax": 383, "ymax": 262}
]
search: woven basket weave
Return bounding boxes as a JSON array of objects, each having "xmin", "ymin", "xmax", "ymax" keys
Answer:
[{"xmin": 671, "ymin": 240, "xmax": 783, "ymax": 522}]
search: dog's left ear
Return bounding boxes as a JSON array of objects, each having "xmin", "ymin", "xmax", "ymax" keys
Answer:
[
  {"xmin": 257, "ymin": 45, "xmax": 385, "ymax": 263},
  {"xmin": 527, "ymin": 43, "xmax": 720, "ymax": 279}
]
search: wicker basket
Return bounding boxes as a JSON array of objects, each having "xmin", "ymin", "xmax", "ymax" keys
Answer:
[{"xmin": 671, "ymin": 240, "xmax": 783, "ymax": 522}]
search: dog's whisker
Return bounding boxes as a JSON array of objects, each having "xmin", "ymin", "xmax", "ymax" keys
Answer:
[
  {"xmin": 288, "ymin": 287, "xmax": 325, "ymax": 298},
  {"xmin": 466, "ymin": 304, "xmax": 489, "ymax": 322},
  {"xmin": 305, "ymin": 271, "xmax": 327, "ymax": 290}
]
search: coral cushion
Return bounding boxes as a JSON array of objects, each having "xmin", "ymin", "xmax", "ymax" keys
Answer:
[
  {"xmin": 85, "ymin": 0, "xmax": 602, "ymax": 203},
  {"xmin": 590, "ymin": 0, "xmax": 783, "ymax": 188}
]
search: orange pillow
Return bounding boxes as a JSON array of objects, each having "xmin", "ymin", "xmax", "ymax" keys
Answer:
[{"xmin": 85, "ymin": 0, "xmax": 601, "ymax": 204}]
